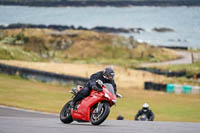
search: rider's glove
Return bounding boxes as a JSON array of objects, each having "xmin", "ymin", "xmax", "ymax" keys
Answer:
[
  {"xmin": 92, "ymin": 85, "xmax": 98, "ymax": 90},
  {"xmin": 116, "ymin": 93, "xmax": 122, "ymax": 98},
  {"xmin": 92, "ymin": 86, "xmax": 102, "ymax": 92},
  {"xmin": 149, "ymin": 117, "xmax": 153, "ymax": 121},
  {"xmin": 96, "ymin": 79, "xmax": 103, "ymax": 86}
]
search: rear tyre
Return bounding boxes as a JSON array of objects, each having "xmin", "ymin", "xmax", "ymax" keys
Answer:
[
  {"xmin": 90, "ymin": 102, "xmax": 110, "ymax": 125},
  {"xmin": 60, "ymin": 100, "xmax": 73, "ymax": 124}
]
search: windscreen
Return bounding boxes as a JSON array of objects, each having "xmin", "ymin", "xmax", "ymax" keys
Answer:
[{"xmin": 104, "ymin": 83, "xmax": 115, "ymax": 95}]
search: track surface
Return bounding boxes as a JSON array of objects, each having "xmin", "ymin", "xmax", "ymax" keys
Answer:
[{"xmin": 0, "ymin": 106, "xmax": 200, "ymax": 133}]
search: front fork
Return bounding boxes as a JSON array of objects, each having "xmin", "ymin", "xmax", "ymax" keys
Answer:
[
  {"xmin": 94, "ymin": 103, "xmax": 104, "ymax": 114},
  {"xmin": 94, "ymin": 102, "xmax": 110, "ymax": 114}
]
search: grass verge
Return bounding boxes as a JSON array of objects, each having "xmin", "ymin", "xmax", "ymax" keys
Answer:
[
  {"xmin": 153, "ymin": 61, "xmax": 200, "ymax": 75},
  {"xmin": 0, "ymin": 73, "xmax": 71, "ymax": 113},
  {"xmin": 0, "ymin": 73, "xmax": 200, "ymax": 122}
]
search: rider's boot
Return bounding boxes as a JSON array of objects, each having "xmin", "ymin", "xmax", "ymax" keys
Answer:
[{"xmin": 70, "ymin": 101, "xmax": 75, "ymax": 109}]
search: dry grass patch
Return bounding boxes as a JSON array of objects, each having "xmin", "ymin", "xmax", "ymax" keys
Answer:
[{"xmin": 0, "ymin": 60, "xmax": 169, "ymax": 89}]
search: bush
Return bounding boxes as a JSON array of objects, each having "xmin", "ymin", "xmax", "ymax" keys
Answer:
[
  {"xmin": 16, "ymin": 33, "xmax": 29, "ymax": 44},
  {"xmin": 0, "ymin": 46, "xmax": 14, "ymax": 59},
  {"xmin": 0, "ymin": 33, "xmax": 29, "ymax": 45},
  {"xmin": 0, "ymin": 37, "xmax": 16, "ymax": 44}
]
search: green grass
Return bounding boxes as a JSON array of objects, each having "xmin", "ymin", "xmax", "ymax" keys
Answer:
[
  {"xmin": 0, "ymin": 73, "xmax": 72, "ymax": 113},
  {"xmin": 0, "ymin": 73, "xmax": 200, "ymax": 122},
  {"xmin": 68, "ymin": 57, "xmax": 143, "ymax": 68},
  {"xmin": 110, "ymin": 89, "xmax": 200, "ymax": 122},
  {"xmin": 189, "ymin": 48, "xmax": 200, "ymax": 53},
  {"xmin": 154, "ymin": 61, "xmax": 200, "ymax": 75},
  {"xmin": 145, "ymin": 61, "xmax": 200, "ymax": 87},
  {"xmin": 0, "ymin": 44, "xmax": 43, "ymax": 62}
]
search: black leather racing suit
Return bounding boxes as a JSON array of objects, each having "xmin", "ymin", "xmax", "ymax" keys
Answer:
[
  {"xmin": 134, "ymin": 109, "xmax": 155, "ymax": 121},
  {"xmin": 72, "ymin": 71, "xmax": 117, "ymax": 105}
]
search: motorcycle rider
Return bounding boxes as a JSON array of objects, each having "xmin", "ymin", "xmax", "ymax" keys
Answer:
[
  {"xmin": 71, "ymin": 67, "xmax": 117, "ymax": 109},
  {"xmin": 134, "ymin": 103, "xmax": 155, "ymax": 121}
]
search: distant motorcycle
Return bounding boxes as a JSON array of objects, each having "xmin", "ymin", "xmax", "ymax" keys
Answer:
[{"xmin": 60, "ymin": 83, "xmax": 121, "ymax": 125}]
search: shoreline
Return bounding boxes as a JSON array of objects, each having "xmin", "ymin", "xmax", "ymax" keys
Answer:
[
  {"xmin": 0, "ymin": 0, "xmax": 200, "ymax": 7},
  {"xmin": 0, "ymin": 23, "xmax": 177, "ymax": 34},
  {"xmin": 0, "ymin": 23, "xmax": 191, "ymax": 50},
  {"xmin": 0, "ymin": 23, "xmax": 146, "ymax": 34}
]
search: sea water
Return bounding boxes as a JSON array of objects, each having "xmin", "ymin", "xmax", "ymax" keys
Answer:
[{"xmin": 0, "ymin": 6, "xmax": 200, "ymax": 48}]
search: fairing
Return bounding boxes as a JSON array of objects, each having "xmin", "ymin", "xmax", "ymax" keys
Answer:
[{"xmin": 71, "ymin": 84, "xmax": 116, "ymax": 122}]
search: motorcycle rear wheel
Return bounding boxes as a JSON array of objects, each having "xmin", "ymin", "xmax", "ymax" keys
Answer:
[
  {"xmin": 90, "ymin": 102, "xmax": 110, "ymax": 125},
  {"xmin": 60, "ymin": 100, "xmax": 73, "ymax": 124}
]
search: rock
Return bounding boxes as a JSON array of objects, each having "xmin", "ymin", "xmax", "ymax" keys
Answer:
[
  {"xmin": 130, "ymin": 28, "xmax": 145, "ymax": 33},
  {"xmin": 2, "ymin": 23, "xmax": 145, "ymax": 34},
  {"xmin": 153, "ymin": 27, "xmax": 174, "ymax": 32},
  {"xmin": 92, "ymin": 26, "xmax": 145, "ymax": 34}
]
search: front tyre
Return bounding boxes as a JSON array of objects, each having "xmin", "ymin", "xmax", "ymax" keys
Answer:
[
  {"xmin": 60, "ymin": 100, "xmax": 73, "ymax": 124},
  {"xmin": 90, "ymin": 102, "xmax": 110, "ymax": 125}
]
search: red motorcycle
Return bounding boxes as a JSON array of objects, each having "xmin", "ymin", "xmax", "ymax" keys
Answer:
[{"xmin": 60, "ymin": 83, "xmax": 121, "ymax": 125}]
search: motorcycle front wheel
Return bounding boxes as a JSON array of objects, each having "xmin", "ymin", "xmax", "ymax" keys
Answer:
[
  {"xmin": 90, "ymin": 102, "xmax": 110, "ymax": 125},
  {"xmin": 60, "ymin": 100, "xmax": 73, "ymax": 124}
]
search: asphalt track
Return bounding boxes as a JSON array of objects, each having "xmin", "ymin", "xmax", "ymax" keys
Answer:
[{"xmin": 0, "ymin": 105, "xmax": 200, "ymax": 133}]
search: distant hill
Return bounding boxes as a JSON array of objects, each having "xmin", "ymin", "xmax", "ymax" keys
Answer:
[
  {"xmin": 0, "ymin": 0, "xmax": 200, "ymax": 7},
  {"xmin": 0, "ymin": 28, "xmax": 179, "ymax": 65}
]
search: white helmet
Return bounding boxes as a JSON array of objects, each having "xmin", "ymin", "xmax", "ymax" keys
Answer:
[{"xmin": 142, "ymin": 103, "xmax": 149, "ymax": 112}]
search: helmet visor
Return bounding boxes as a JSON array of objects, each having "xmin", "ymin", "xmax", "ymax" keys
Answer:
[
  {"xmin": 143, "ymin": 107, "xmax": 148, "ymax": 112},
  {"xmin": 108, "ymin": 72, "xmax": 115, "ymax": 80},
  {"xmin": 107, "ymin": 75, "xmax": 113, "ymax": 80}
]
